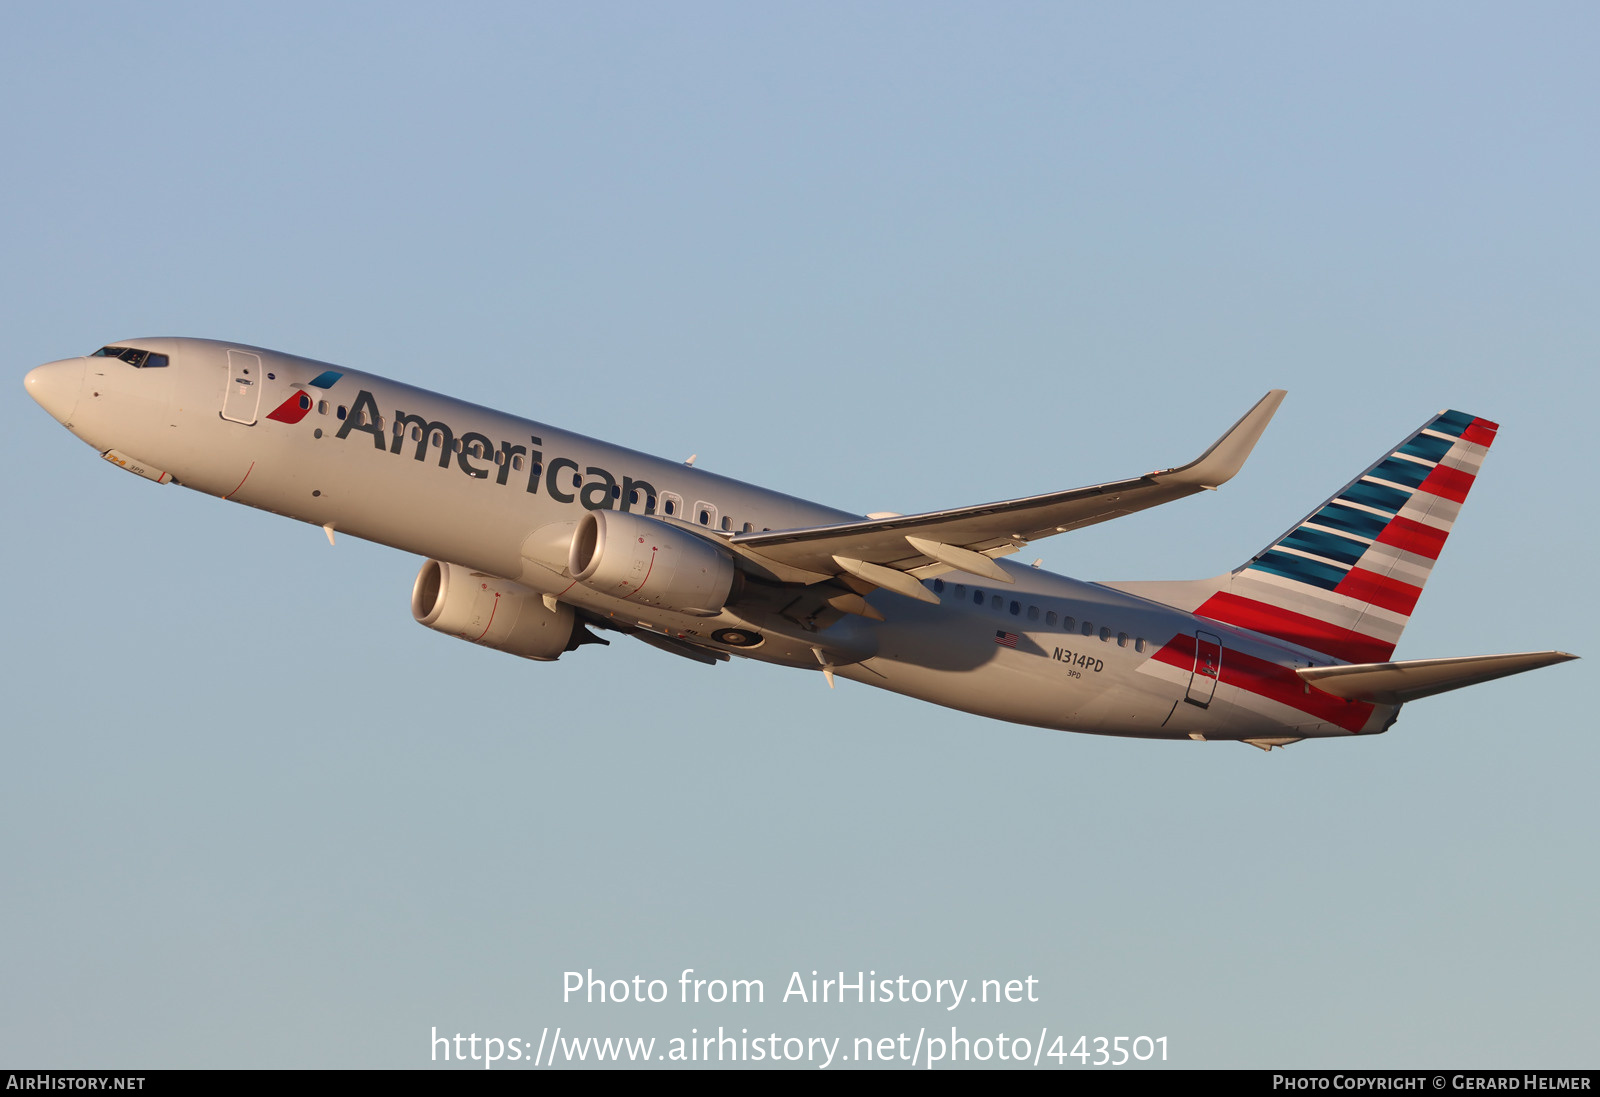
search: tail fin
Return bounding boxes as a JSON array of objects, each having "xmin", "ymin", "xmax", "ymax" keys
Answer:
[{"xmin": 1194, "ymin": 409, "xmax": 1499, "ymax": 663}]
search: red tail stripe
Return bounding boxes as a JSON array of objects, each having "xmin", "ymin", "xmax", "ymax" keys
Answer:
[
  {"xmin": 1418, "ymin": 463, "xmax": 1474, "ymax": 504},
  {"xmin": 1374, "ymin": 515, "xmax": 1448, "ymax": 561},
  {"xmin": 1152, "ymin": 635, "xmax": 1375, "ymax": 733},
  {"xmin": 1460, "ymin": 417, "xmax": 1498, "ymax": 447},
  {"xmin": 1194, "ymin": 592, "xmax": 1396, "ymax": 664},
  {"xmin": 1335, "ymin": 567, "xmax": 1423, "ymax": 617}
]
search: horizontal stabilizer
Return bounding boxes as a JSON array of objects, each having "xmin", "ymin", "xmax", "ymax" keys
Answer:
[{"xmin": 1295, "ymin": 651, "xmax": 1577, "ymax": 705}]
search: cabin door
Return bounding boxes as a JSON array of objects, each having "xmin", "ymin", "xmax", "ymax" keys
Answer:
[
  {"xmin": 221, "ymin": 350, "xmax": 262, "ymax": 424},
  {"xmin": 1185, "ymin": 631, "xmax": 1224, "ymax": 707}
]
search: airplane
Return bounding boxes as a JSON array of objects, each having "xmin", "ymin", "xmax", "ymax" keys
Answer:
[{"xmin": 23, "ymin": 338, "xmax": 1577, "ymax": 750}]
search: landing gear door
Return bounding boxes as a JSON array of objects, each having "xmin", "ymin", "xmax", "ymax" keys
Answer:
[
  {"xmin": 1185, "ymin": 631, "xmax": 1223, "ymax": 707},
  {"xmin": 221, "ymin": 350, "xmax": 262, "ymax": 425}
]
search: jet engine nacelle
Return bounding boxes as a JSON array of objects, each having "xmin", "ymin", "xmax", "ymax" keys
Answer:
[
  {"xmin": 568, "ymin": 510, "xmax": 737, "ymax": 617},
  {"xmin": 411, "ymin": 559, "xmax": 578, "ymax": 661}
]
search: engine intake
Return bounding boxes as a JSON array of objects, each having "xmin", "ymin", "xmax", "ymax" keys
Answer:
[
  {"xmin": 411, "ymin": 560, "xmax": 578, "ymax": 661},
  {"xmin": 568, "ymin": 510, "xmax": 737, "ymax": 617}
]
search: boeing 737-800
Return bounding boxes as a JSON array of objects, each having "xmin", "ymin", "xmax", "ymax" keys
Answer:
[{"xmin": 23, "ymin": 338, "xmax": 1576, "ymax": 749}]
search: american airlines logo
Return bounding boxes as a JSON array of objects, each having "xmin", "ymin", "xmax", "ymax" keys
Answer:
[
  {"xmin": 329, "ymin": 388, "xmax": 660, "ymax": 512},
  {"xmin": 265, "ymin": 370, "xmax": 344, "ymax": 424}
]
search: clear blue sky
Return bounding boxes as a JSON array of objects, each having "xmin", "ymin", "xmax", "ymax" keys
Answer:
[{"xmin": 2, "ymin": 1, "xmax": 1594, "ymax": 1068}]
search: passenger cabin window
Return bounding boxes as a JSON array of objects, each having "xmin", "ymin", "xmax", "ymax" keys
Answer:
[
  {"xmin": 1046, "ymin": 611, "xmax": 1057, "ymax": 626},
  {"xmin": 1081, "ymin": 621, "xmax": 1093, "ymax": 636},
  {"xmin": 1099, "ymin": 627, "xmax": 1111, "ymax": 642},
  {"xmin": 1027, "ymin": 606, "xmax": 1039, "ymax": 621},
  {"xmin": 1009, "ymin": 600, "xmax": 1021, "ymax": 616},
  {"xmin": 972, "ymin": 589, "xmax": 984, "ymax": 605}
]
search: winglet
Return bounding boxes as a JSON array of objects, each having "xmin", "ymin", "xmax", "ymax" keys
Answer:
[{"xmin": 1156, "ymin": 390, "xmax": 1286, "ymax": 489}]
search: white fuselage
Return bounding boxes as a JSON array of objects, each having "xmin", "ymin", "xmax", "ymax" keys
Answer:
[{"xmin": 26, "ymin": 338, "xmax": 1394, "ymax": 743}]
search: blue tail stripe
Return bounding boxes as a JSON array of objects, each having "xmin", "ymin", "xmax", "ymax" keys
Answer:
[
  {"xmin": 1311, "ymin": 503, "xmax": 1390, "ymax": 540},
  {"xmin": 1248, "ymin": 550, "xmax": 1348, "ymax": 590},
  {"xmin": 1431, "ymin": 409, "xmax": 1475, "ymax": 436},
  {"xmin": 309, "ymin": 370, "xmax": 343, "ymax": 389},
  {"xmin": 1397, "ymin": 433, "xmax": 1453, "ymax": 463},
  {"xmin": 1280, "ymin": 526, "xmax": 1368, "ymax": 566},
  {"xmin": 1340, "ymin": 480, "xmax": 1412, "ymax": 514},
  {"xmin": 1370, "ymin": 456, "xmax": 1432, "ymax": 489}
]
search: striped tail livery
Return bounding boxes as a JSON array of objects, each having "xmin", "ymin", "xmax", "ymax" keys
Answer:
[
  {"xmin": 1111, "ymin": 407, "xmax": 1574, "ymax": 748},
  {"xmin": 1207, "ymin": 408, "xmax": 1497, "ymax": 664}
]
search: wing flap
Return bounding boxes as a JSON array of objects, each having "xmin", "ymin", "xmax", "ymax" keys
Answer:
[{"xmin": 1295, "ymin": 651, "xmax": 1578, "ymax": 705}]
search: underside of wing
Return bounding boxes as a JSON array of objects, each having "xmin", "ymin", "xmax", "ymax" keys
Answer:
[
  {"xmin": 579, "ymin": 610, "xmax": 731, "ymax": 665},
  {"xmin": 729, "ymin": 390, "xmax": 1285, "ymax": 590}
]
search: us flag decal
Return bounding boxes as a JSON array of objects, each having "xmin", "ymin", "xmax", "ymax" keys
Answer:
[{"xmin": 995, "ymin": 631, "xmax": 1019, "ymax": 648}]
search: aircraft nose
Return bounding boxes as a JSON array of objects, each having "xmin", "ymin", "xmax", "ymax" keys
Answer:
[{"xmin": 24, "ymin": 358, "xmax": 86, "ymax": 425}]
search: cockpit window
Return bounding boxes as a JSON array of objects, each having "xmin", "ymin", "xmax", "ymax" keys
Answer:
[{"xmin": 91, "ymin": 346, "xmax": 167, "ymax": 368}]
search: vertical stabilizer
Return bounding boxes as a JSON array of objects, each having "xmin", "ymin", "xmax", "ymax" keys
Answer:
[{"xmin": 1193, "ymin": 409, "xmax": 1498, "ymax": 662}]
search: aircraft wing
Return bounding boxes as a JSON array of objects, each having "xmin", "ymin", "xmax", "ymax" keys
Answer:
[{"xmin": 728, "ymin": 390, "xmax": 1285, "ymax": 601}]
